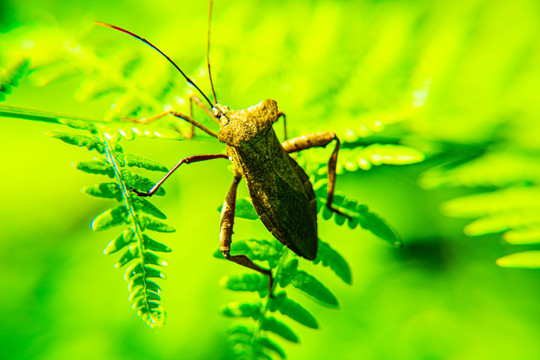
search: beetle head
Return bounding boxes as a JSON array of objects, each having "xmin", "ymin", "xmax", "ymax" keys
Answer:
[{"xmin": 217, "ymin": 99, "xmax": 279, "ymax": 146}]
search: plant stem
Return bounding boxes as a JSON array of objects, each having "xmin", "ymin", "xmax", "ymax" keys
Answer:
[{"xmin": 253, "ymin": 245, "xmax": 289, "ymax": 354}]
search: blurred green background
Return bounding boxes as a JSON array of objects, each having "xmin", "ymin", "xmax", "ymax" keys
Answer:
[{"xmin": 1, "ymin": 0, "xmax": 540, "ymax": 359}]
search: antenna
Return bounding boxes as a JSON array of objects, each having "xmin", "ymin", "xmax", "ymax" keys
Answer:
[
  {"xmin": 95, "ymin": 21, "xmax": 215, "ymax": 108},
  {"xmin": 207, "ymin": 0, "xmax": 218, "ymax": 104}
]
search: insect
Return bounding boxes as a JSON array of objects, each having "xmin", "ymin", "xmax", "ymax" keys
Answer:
[{"xmin": 95, "ymin": 1, "xmax": 349, "ymax": 290}]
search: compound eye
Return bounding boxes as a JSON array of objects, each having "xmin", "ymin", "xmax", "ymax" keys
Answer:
[{"xmin": 212, "ymin": 107, "xmax": 221, "ymax": 118}]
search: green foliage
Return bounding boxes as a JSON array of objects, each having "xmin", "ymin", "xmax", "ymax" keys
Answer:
[
  {"xmin": 216, "ymin": 238, "xmax": 350, "ymax": 359},
  {"xmin": 0, "ymin": 58, "xmax": 29, "ymax": 102},
  {"xmin": 421, "ymin": 149, "xmax": 540, "ymax": 269},
  {"xmin": 1, "ymin": 0, "xmax": 540, "ymax": 358},
  {"xmin": 0, "ymin": 2, "xmax": 429, "ymax": 354},
  {"xmin": 302, "ymin": 143, "xmax": 425, "ymax": 175},
  {"xmin": 497, "ymin": 251, "xmax": 540, "ymax": 269},
  {"xmin": 48, "ymin": 129, "xmax": 173, "ymax": 327}
]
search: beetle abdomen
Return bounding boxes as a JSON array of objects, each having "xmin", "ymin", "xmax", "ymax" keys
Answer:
[{"xmin": 229, "ymin": 129, "xmax": 318, "ymax": 260}]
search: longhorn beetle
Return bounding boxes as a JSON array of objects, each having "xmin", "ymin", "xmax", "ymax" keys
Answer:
[{"xmin": 96, "ymin": 0, "xmax": 349, "ymax": 291}]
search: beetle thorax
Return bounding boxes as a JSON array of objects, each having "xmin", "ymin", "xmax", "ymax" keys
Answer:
[{"xmin": 216, "ymin": 99, "xmax": 279, "ymax": 147}]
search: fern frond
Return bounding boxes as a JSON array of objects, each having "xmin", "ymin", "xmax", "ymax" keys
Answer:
[
  {"xmin": 441, "ymin": 186, "xmax": 540, "ymax": 239},
  {"xmin": 440, "ymin": 184, "xmax": 540, "ymax": 269},
  {"xmin": 297, "ymin": 141, "xmax": 425, "ymax": 176},
  {"xmin": 313, "ymin": 179, "xmax": 402, "ymax": 247},
  {"xmin": 59, "ymin": 116, "xmax": 186, "ymax": 141},
  {"xmin": 48, "ymin": 129, "xmax": 173, "ymax": 327},
  {"xmin": 313, "ymin": 240, "xmax": 352, "ymax": 284},
  {"xmin": 218, "ymin": 237, "xmax": 351, "ymax": 359},
  {"xmin": 336, "ymin": 144, "xmax": 425, "ymax": 173}
]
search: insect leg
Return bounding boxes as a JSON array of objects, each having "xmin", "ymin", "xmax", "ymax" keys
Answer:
[
  {"xmin": 281, "ymin": 132, "xmax": 351, "ymax": 219},
  {"xmin": 188, "ymin": 95, "xmax": 220, "ymax": 138},
  {"xmin": 125, "ymin": 110, "xmax": 218, "ymax": 138},
  {"xmin": 132, "ymin": 153, "xmax": 229, "ymax": 197},
  {"xmin": 190, "ymin": 95, "xmax": 220, "ymax": 124},
  {"xmin": 276, "ymin": 111, "xmax": 287, "ymax": 141},
  {"xmin": 220, "ymin": 176, "xmax": 274, "ymax": 294}
]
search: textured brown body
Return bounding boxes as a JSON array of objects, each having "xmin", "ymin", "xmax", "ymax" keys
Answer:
[{"xmin": 217, "ymin": 99, "xmax": 318, "ymax": 260}]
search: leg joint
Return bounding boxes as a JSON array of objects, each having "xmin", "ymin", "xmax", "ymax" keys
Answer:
[{"xmin": 221, "ymin": 249, "xmax": 231, "ymax": 259}]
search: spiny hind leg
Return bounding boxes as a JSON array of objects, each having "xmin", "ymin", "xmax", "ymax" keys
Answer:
[
  {"xmin": 219, "ymin": 176, "xmax": 274, "ymax": 294},
  {"xmin": 282, "ymin": 132, "xmax": 350, "ymax": 219}
]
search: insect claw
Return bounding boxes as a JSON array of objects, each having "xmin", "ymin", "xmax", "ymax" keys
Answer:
[{"xmin": 130, "ymin": 187, "xmax": 150, "ymax": 197}]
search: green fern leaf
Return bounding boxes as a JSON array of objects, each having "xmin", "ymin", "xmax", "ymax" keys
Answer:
[
  {"xmin": 116, "ymin": 153, "xmax": 168, "ymax": 172},
  {"xmin": 258, "ymin": 351, "xmax": 274, "ymax": 360},
  {"xmin": 127, "ymin": 194, "xmax": 167, "ymax": 219},
  {"xmin": 74, "ymin": 159, "xmax": 115, "ymax": 177},
  {"xmin": 115, "ymin": 244, "xmax": 139, "ymax": 268},
  {"xmin": 355, "ymin": 207, "xmax": 402, "ymax": 247},
  {"xmin": 259, "ymin": 337, "xmax": 286, "ymax": 359},
  {"xmin": 83, "ymin": 183, "xmax": 122, "ymax": 200},
  {"xmin": 125, "ymin": 263, "xmax": 166, "ymax": 281},
  {"xmin": 47, "ymin": 130, "xmax": 105, "ymax": 153},
  {"xmin": 290, "ymin": 270, "xmax": 339, "ymax": 309},
  {"xmin": 129, "ymin": 286, "xmax": 159, "ymax": 303},
  {"xmin": 0, "ymin": 58, "xmax": 30, "ymax": 102},
  {"xmin": 59, "ymin": 118, "xmax": 98, "ymax": 133},
  {"xmin": 123, "ymin": 259, "xmax": 167, "ymax": 327},
  {"xmin": 221, "ymin": 302, "xmax": 262, "ymax": 320},
  {"xmin": 314, "ymin": 181, "xmax": 402, "ymax": 246},
  {"xmin": 91, "ymin": 205, "xmax": 129, "ymax": 231},
  {"xmin": 442, "ymin": 187, "xmax": 540, "ymax": 238},
  {"xmin": 213, "ymin": 239, "xmax": 281, "ymax": 267},
  {"xmin": 262, "ymin": 317, "xmax": 299, "ymax": 343},
  {"xmin": 60, "ymin": 117, "xmax": 185, "ymax": 142},
  {"xmin": 220, "ymin": 273, "xmax": 269, "ymax": 298},
  {"xmin": 279, "ymin": 258, "xmax": 339, "ymax": 307},
  {"xmin": 137, "ymin": 213, "xmax": 175, "ymax": 233},
  {"xmin": 504, "ymin": 228, "xmax": 540, "ymax": 245},
  {"xmin": 314, "ymin": 239, "xmax": 352, "ymax": 284},
  {"xmin": 142, "ymin": 234, "xmax": 172, "ymax": 253},
  {"xmin": 270, "ymin": 292, "xmax": 319, "ymax": 329},
  {"xmin": 336, "ymin": 144, "xmax": 425, "ymax": 174},
  {"xmin": 127, "ymin": 276, "xmax": 161, "ymax": 295},
  {"xmin": 120, "ymin": 169, "xmax": 166, "ymax": 196},
  {"xmin": 104, "ymin": 228, "xmax": 135, "ymax": 255},
  {"xmin": 129, "ymin": 288, "xmax": 161, "ymax": 304},
  {"xmin": 228, "ymin": 325, "xmax": 255, "ymax": 337},
  {"xmin": 119, "ymin": 124, "xmax": 185, "ymax": 141},
  {"xmin": 496, "ymin": 251, "xmax": 540, "ymax": 269},
  {"xmin": 279, "ymin": 258, "xmax": 299, "ymax": 288},
  {"xmin": 143, "ymin": 251, "xmax": 169, "ymax": 267}
]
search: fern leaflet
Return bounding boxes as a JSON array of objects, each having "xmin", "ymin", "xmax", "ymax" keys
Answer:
[{"xmin": 48, "ymin": 129, "xmax": 174, "ymax": 327}]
